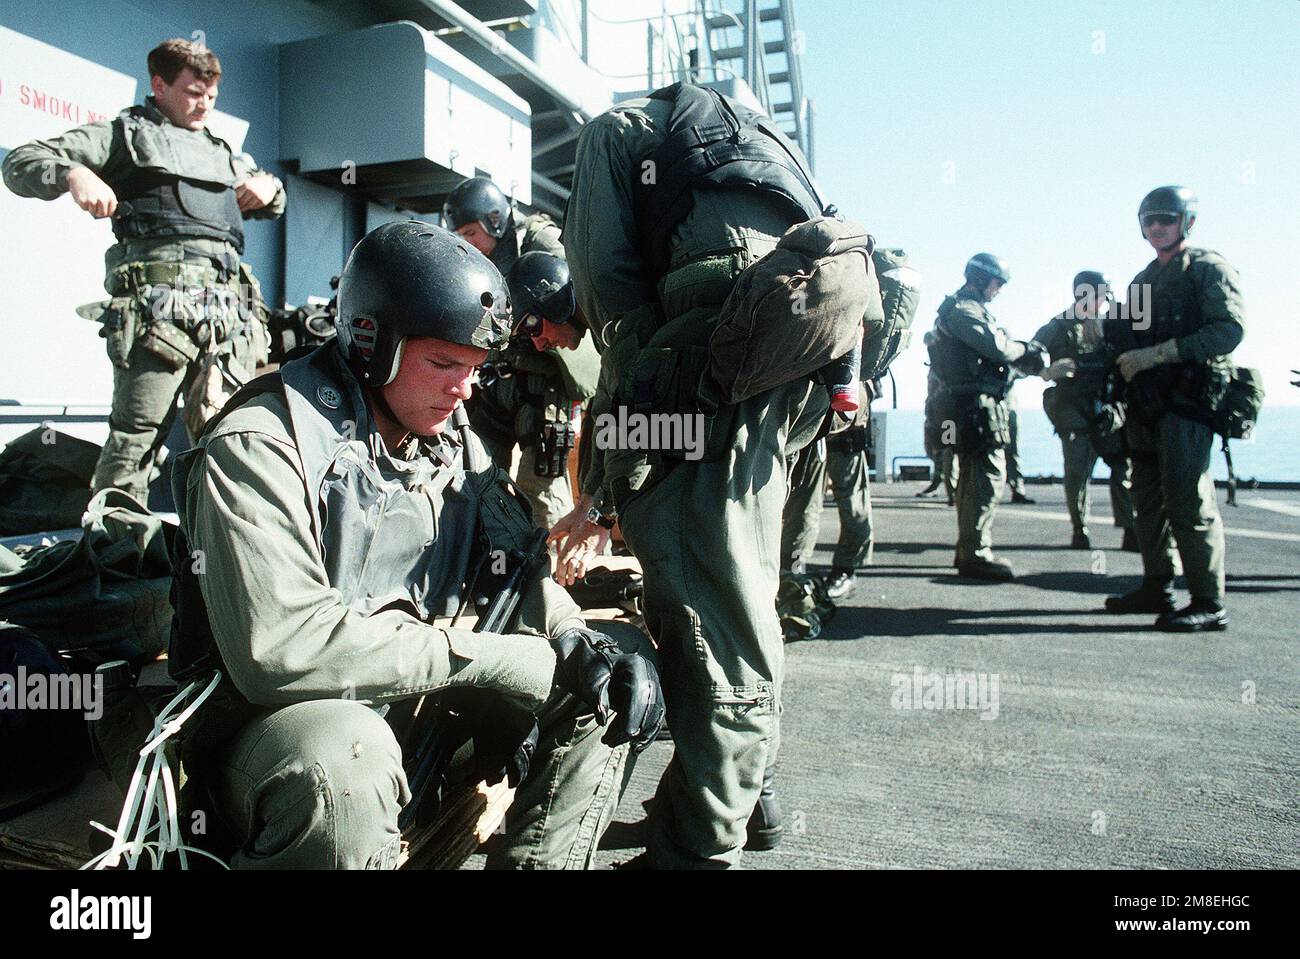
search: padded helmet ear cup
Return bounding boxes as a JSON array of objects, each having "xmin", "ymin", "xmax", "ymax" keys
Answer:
[{"xmin": 335, "ymin": 222, "xmax": 511, "ymax": 383}]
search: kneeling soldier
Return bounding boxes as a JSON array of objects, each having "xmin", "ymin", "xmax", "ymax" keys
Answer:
[{"xmin": 168, "ymin": 223, "xmax": 663, "ymax": 868}]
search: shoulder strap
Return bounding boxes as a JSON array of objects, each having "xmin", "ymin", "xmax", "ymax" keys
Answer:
[{"xmin": 197, "ymin": 369, "xmax": 285, "ymax": 440}]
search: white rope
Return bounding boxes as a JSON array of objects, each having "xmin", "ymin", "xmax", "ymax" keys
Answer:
[{"xmin": 82, "ymin": 670, "xmax": 228, "ymax": 871}]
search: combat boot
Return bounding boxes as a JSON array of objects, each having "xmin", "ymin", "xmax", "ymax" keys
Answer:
[
  {"xmin": 1071, "ymin": 527, "xmax": 1091, "ymax": 550},
  {"xmin": 822, "ymin": 567, "xmax": 855, "ymax": 599},
  {"xmin": 1104, "ymin": 577, "xmax": 1176, "ymax": 614},
  {"xmin": 745, "ymin": 766, "xmax": 784, "ymax": 851},
  {"xmin": 956, "ymin": 556, "xmax": 1015, "ymax": 581},
  {"xmin": 1156, "ymin": 599, "xmax": 1228, "ymax": 633},
  {"xmin": 1010, "ymin": 490, "xmax": 1035, "ymax": 504}
]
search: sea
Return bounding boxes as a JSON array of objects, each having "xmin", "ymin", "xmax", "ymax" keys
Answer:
[{"xmin": 879, "ymin": 406, "xmax": 1300, "ymax": 484}]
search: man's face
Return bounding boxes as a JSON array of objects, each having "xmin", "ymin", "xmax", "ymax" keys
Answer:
[
  {"xmin": 1142, "ymin": 213, "xmax": 1183, "ymax": 252},
  {"xmin": 984, "ymin": 278, "xmax": 1004, "ymax": 301},
  {"xmin": 528, "ymin": 316, "xmax": 584, "ymax": 352},
  {"xmin": 150, "ymin": 67, "xmax": 218, "ymax": 130},
  {"xmin": 454, "ymin": 222, "xmax": 497, "ymax": 256},
  {"xmin": 378, "ymin": 336, "xmax": 487, "ymax": 437}
]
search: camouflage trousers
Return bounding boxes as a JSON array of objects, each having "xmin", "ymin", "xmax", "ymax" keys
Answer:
[{"xmin": 92, "ymin": 269, "xmax": 266, "ymax": 504}]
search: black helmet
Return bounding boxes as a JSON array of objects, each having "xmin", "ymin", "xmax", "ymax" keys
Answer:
[
  {"xmin": 508, "ymin": 252, "xmax": 575, "ymax": 334},
  {"xmin": 965, "ymin": 252, "xmax": 1011, "ymax": 287},
  {"xmin": 336, "ymin": 221, "xmax": 511, "ymax": 385},
  {"xmin": 1138, "ymin": 185, "xmax": 1197, "ymax": 239},
  {"xmin": 1071, "ymin": 270, "xmax": 1110, "ymax": 299},
  {"xmin": 442, "ymin": 176, "xmax": 512, "ymax": 239}
]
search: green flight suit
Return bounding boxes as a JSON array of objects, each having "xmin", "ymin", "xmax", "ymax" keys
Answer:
[
  {"xmin": 566, "ymin": 95, "xmax": 829, "ymax": 868},
  {"xmin": 929, "ymin": 285, "xmax": 1027, "ymax": 565},
  {"xmin": 471, "ymin": 213, "xmax": 600, "ymax": 527},
  {"xmin": 1110, "ymin": 248, "xmax": 1245, "ymax": 603},
  {"xmin": 922, "ymin": 331, "xmax": 957, "ymax": 501},
  {"xmin": 171, "ymin": 348, "xmax": 644, "ymax": 869},
  {"xmin": 783, "ymin": 413, "xmax": 874, "ymax": 573},
  {"xmin": 1033, "ymin": 309, "xmax": 1134, "ymax": 536},
  {"xmin": 1, "ymin": 96, "xmax": 285, "ymax": 504}
]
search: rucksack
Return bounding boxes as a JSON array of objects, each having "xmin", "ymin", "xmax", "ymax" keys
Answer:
[
  {"xmin": 634, "ymin": 82, "xmax": 828, "ymax": 281},
  {"xmin": 863, "ymin": 248, "xmax": 921, "ymax": 379},
  {"xmin": 707, "ymin": 216, "xmax": 882, "ymax": 405}
]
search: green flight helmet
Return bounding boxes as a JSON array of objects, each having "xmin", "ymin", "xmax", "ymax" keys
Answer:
[
  {"xmin": 1138, "ymin": 185, "xmax": 1197, "ymax": 239},
  {"xmin": 508, "ymin": 251, "xmax": 576, "ymax": 335},
  {"xmin": 442, "ymin": 176, "xmax": 512, "ymax": 239},
  {"xmin": 335, "ymin": 221, "xmax": 511, "ymax": 386},
  {"xmin": 965, "ymin": 252, "xmax": 1011, "ymax": 288}
]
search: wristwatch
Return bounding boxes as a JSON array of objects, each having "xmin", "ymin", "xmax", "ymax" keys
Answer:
[{"xmin": 586, "ymin": 505, "xmax": 617, "ymax": 529}]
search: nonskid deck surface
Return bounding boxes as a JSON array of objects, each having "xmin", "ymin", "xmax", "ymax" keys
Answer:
[
  {"xmin": 582, "ymin": 481, "xmax": 1300, "ymax": 870},
  {"xmin": 5, "ymin": 483, "xmax": 1296, "ymax": 869}
]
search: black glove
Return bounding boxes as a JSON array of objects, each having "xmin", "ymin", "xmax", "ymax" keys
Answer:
[
  {"xmin": 472, "ymin": 700, "xmax": 540, "ymax": 788},
  {"xmin": 1016, "ymin": 340, "xmax": 1049, "ymax": 375},
  {"xmin": 552, "ymin": 627, "xmax": 665, "ymax": 753}
]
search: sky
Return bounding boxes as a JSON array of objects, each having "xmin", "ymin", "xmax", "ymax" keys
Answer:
[{"xmin": 794, "ymin": 0, "xmax": 1300, "ymax": 409}]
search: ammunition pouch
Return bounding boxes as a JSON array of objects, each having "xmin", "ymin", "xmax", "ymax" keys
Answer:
[
  {"xmin": 955, "ymin": 393, "xmax": 1011, "ymax": 456},
  {"xmin": 137, "ymin": 319, "xmax": 202, "ymax": 372}
]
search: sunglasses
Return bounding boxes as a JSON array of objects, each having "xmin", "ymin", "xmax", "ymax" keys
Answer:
[{"xmin": 1141, "ymin": 213, "xmax": 1179, "ymax": 227}]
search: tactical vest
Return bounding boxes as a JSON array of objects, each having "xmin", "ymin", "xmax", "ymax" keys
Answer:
[
  {"xmin": 633, "ymin": 82, "xmax": 827, "ymax": 282},
  {"xmin": 930, "ymin": 290, "xmax": 1014, "ymax": 399},
  {"xmin": 104, "ymin": 103, "xmax": 245, "ymax": 253},
  {"xmin": 1117, "ymin": 250, "xmax": 1228, "ymax": 421},
  {"xmin": 169, "ymin": 346, "xmax": 530, "ymax": 688}
]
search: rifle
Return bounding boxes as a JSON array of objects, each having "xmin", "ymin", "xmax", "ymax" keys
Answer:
[{"xmin": 398, "ymin": 406, "xmax": 551, "ymax": 867}]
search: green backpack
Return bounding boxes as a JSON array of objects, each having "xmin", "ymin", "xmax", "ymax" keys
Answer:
[{"xmin": 861, "ymin": 248, "xmax": 921, "ymax": 380}]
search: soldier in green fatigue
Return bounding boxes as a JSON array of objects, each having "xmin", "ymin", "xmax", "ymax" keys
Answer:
[
  {"xmin": 919, "ymin": 330, "xmax": 959, "ymax": 504},
  {"xmin": 2, "ymin": 39, "xmax": 284, "ymax": 505},
  {"xmin": 928, "ymin": 253, "xmax": 1049, "ymax": 581},
  {"xmin": 781, "ymin": 381, "xmax": 875, "ymax": 599},
  {"xmin": 168, "ymin": 223, "xmax": 664, "ymax": 869},
  {"xmin": 1035, "ymin": 271, "xmax": 1136, "ymax": 551},
  {"xmin": 557, "ymin": 83, "xmax": 842, "ymax": 868},
  {"xmin": 466, "ymin": 251, "xmax": 601, "ymax": 529},
  {"xmin": 1103, "ymin": 186, "xmax": 1244, "ymax": 632}
]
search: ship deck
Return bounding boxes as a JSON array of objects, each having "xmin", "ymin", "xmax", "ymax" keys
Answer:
[
  {"xmin": 4, "ymin": 481, "xmax": 1297, "ymax": 870},
  {"xmin": 585, "ymin": 480, "xmax": 1300, "ymax": 869}
]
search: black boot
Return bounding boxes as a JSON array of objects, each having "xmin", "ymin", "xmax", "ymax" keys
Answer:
[
  {"xmin": 745, "ymin": 766, "xmax": 784, "ymax": 851},
  {"xmin": 1010, "ymin": 490, "xmax": 1036, "ymax": 504},
  {"xmin": 1157, "ymin": 599, "xmax": 1228, "ymax": 633},
  {"xmin": 1104, "ymin": 577, "xmax": 1176, "ymax": 614},
  {"xmin": 1120, "ymin": 528, "xmax": 1139, "ymax": 552},
  {"xmin": 1071, "ymin": 527, "xmax": 1091, "ymax": 550}
]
